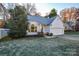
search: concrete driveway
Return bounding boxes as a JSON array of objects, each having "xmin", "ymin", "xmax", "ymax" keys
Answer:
[{"xmin": 59, "ymin": 35, "xmax": 79, "ymax": 41}]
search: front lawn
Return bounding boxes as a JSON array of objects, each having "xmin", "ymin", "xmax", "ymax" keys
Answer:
[{"xmin": 0, "ymin": 36, "xmax": 79, "ymax": 56}]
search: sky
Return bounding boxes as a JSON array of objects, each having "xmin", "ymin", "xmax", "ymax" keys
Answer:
[
  {"xmin": 35, "ymin": 3, "xmax": 79, "ymax": 16},
  {"xmin": 3, "ymin": 3, "xmax": 79, "ymax": 16}
]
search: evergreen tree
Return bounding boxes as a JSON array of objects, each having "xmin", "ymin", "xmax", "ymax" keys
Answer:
[
  {"xmin": 7, "ymin": 5, "xmax": 28, "ymax": 38},
  {"xmin": 49, "ymin": 8, "xmax": 57, "ymax": 18}
]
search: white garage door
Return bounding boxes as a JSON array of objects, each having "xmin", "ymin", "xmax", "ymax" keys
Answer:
[{"xmin": 50, "ymin": 28, "xmax": 64, "ymax": 35}]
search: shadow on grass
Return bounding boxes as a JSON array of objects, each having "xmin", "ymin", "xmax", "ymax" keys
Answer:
[
  {"xmin": 0, "ymin": 36, "xmax": 12, "ymax": 42},
  {"xmin": 0, "ymin": 35, "xmax": 44, "ymax": 42}
]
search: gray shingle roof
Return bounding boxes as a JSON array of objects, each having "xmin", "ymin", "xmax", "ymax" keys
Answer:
[{"xmin": 27, "ymin": 15, "xmax": 56, "ymax": 25}]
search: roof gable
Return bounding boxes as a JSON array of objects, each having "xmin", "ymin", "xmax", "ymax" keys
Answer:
[{"xmin": 51, "ymin": 16, "xmax": 64, "ymax": 28}]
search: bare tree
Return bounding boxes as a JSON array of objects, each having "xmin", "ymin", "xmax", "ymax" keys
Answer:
[
  {"xmin": 0, "ymin": 3, "xmax": 7, "ymax": 21},
  {"xmin": 23, "ymin": 3, "xmax": 37, "ymax": 15}
]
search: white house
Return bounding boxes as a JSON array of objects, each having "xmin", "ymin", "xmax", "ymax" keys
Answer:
[
  {"xmin": 27, "ymin": 15, "xmax": 64, "ymax": 36},
  {"xmin": 0, "ymin": 14, "xmax": 64, "ymax": 39}
]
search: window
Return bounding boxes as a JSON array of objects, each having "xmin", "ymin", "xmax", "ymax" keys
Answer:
[
  {"xmin": 35, "ymin": 27, "xmax": 37, "ymax": 32},
  {"xmin": 28, "ymin": 24, "xmax": 37, "ymax": 32},
  {"xmin": 31, "ymin": 24, "xmax": 35, "ymax": 32}
]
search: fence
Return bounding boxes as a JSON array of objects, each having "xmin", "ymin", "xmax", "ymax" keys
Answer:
[{"xmin": 0, "ymin": 28, "xmax": 9, "ymax": 39}]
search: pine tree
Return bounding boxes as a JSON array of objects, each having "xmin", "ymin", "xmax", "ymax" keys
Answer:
[{"xmin": 7, "ymin": 5, "xmax": 28, "ymax": 38}]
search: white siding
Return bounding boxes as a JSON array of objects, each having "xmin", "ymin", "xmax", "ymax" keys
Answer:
[
  {"xmin": 43, "ymin": 26, "xmax": 50, "ymax": 33},
  {"xmin": 51, "ymin": 16, "xmax": 64, "ymax": 29},
  {"xmin": 50, "ymin": 16, "xmax": 64, "ymax": 35}
]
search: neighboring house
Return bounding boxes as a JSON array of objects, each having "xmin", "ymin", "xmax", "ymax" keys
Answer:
[
  {"xmin": 64, "ymin": 20, "xmax": 76, "ymax": 31},
  {"xmin": 64, "ymin": 23, "xmax": 72, "ymax": 31},
  {"xmin": 27, "ymin": 15, "xmax": 64, "ymax": 36},
  {"xmin": 0, "ymin": 3, "xmax": 9, "ymax": 39}
]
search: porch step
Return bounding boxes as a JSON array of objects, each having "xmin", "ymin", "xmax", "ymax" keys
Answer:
[
  {"xmin": 27, "ymin": 32, "xmax": 38, "ymax": 35},
  {"xmin": 44, "ymin": 35, "xmax": 57, "ymax": 38}
]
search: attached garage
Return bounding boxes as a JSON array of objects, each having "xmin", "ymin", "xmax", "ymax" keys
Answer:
[{"xmin": 50, "ymin": 16, "xmax": 64, "ymax": 35}]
